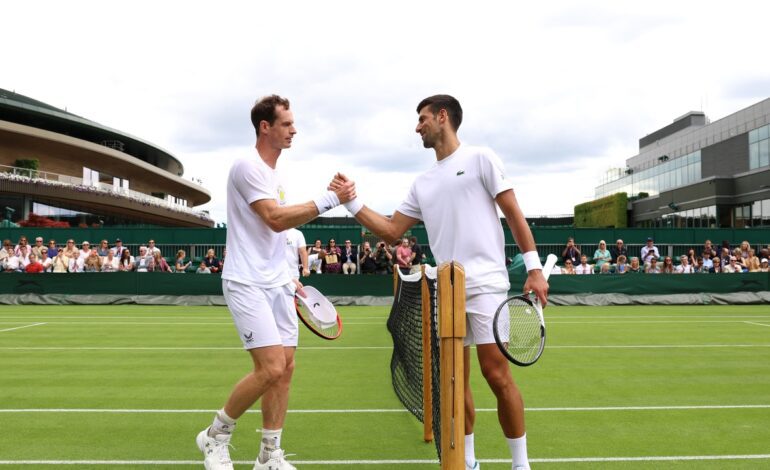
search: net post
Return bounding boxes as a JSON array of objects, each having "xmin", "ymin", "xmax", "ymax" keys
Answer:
[
  {"xmin": 420, "ymin": 264, "xmax": 433, "ymax": 443},
  {"xmin": 437, "ymin": 262, "xmax": 465, "ymax": 470},
  {"xmin": 393, "ymin": 263, "xmax": 399, "ymax": 296}
]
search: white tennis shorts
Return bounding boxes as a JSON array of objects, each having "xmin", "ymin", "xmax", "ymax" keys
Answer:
[
  {"xmin": 464, "ymin": 290, "xmax": 507, "ymax": 346},
  {"xmin": 222, "ymin": 279, "xmax": 298, "ymax": 349}
]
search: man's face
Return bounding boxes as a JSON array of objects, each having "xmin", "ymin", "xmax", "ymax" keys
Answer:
[
  {"xmin": 416, "ymin": 106, "xmax": 440, "ymax": 149},
  {"xmin": 265, "ymin": 106, "xmax": 296, "ymax": 149},
  {"xmin": 35, "ymin": 239, "xmax": 43, "ymax": 246}
]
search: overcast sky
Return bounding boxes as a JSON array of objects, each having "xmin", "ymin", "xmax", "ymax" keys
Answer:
[{"xmin": 3, "ymin": 1, "xmax": 769, "ymax": 223}]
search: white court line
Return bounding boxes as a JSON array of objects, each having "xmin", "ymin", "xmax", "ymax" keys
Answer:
[
  {"xmin": 1, "ymin": 404, "xmax": 768, "ymax": 413},
  {"xmin": 745, "ymin": 321, "xmax": 770, "ymax": 328},
  {"xmin": 2, "ymin": 344, "xmax": 769, "ymax": 351},
  {"xmin": 1, "ymin": 455, "xmax": 769, "ymax": 465},
  {"xmin": 0, "ymin": 323, "xmax": 46, "ymax": 333}
]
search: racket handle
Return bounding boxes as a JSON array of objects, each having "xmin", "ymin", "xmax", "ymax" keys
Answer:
[{"xmin": 541, "ymin": 254, "xmax": 558, "ymax": 282}]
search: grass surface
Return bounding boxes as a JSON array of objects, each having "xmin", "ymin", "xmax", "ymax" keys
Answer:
[{"xmin": 1, "ymin": 304, "xmax": 769, "ymax": 469}]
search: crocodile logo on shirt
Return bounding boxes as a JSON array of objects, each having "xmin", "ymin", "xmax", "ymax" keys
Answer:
[{"xmin": 456, "ymin": 170, "xmax": 465, "ymax": 176}]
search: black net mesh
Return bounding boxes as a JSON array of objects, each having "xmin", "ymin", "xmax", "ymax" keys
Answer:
[{"xmin": 387, "ymin": 272, "xmax": 441, "ymax": 459}]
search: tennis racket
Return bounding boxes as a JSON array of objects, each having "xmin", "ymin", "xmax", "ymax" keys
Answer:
[
  {"xmin": 295, "ymin": 286, "xmax": 343, "ymax": 340},
  {"xmin": 493, "ymin": 253, "xmax": 558, "ymax": 366}
]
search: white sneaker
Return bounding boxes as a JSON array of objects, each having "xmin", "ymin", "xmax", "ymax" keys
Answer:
[
  {"xmin": 253, "ymin": 448, "xmax": 297, "ymax": 470},
  {"xmin": 196, "ymin": 428, "xmax": 234, "ymax": 470},
  {"xmin": 466, "ymin": 461, "xmax": 480, "ymax": 470}
]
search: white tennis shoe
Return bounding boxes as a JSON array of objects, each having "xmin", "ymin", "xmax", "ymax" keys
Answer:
[
  {"xmin": 466, "ymin": 461, "xmax": 480, "ymax": 470},
  {"xmin": 196, "ymin": 428, "xmax": 234, "ymax": 470},
  {"xmin": 253, "ymin": 448, "xmax": 296, "ymax": 470}
]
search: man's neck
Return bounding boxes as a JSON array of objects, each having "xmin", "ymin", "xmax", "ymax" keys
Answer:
[
  {"xmin": 433, "ymin": 135, "xmax": 461, "ymax": 161},
  {"xmin": 255, "ymin": 141, "xmax": 281, "ymax": 168}
]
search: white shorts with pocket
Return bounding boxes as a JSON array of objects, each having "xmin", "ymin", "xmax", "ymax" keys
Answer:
[
  {"xmin": 222, "ymin": 279, "xmax": 298, "ymax": 349},
  {"xmin": 464, "ymin": 290, "xmax": 507, "ymax": 346}
]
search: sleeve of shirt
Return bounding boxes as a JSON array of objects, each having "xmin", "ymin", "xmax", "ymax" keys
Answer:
[
  {"xmin": 297, "ymin": 230, "xmax": 306, "ymax": 248},
  {"xmin": 396, "ymin": 181, "xmax": 422, "ymax": 220},
  {"xmin": 232, "ymin": 160, "xmax": 274, "ymax": 204},
  {"xmin": 478, "ymin": 148, "xmax": 514, "ymax": 198}
]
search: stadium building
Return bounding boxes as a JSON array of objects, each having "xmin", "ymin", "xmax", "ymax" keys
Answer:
[
  {"xmin": 594, "ymin": 98, "xmax": 770, "ymax": 228},
  {"xmin": 0, "ymin": 88, "xmax": 213, "ymax": 227}
]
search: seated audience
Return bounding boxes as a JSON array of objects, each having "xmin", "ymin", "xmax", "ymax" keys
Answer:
[
  {"xmin": 147, "ymin": 239, "xmax": 161, "ymax": 256},
  {"xmin": 599, "ymin": 263, "xmax": 612, "ymax": 274},
  {"xmin": 760, "ymin": 258, "xmax": 769, "ymax": 272},
  {"xmin": 640, "ymin": 237, "xmax": 660, "ymax": 266},
  {"xmin": 395, "ymin": 237, "xmax": 413, "ymax": 274},
  {"xmin": 323, "ymin": 239, "xmax": 342, "ymax": 273},
  {"xmin": 575, "ymin": 254, "xmax": 593, "ymax": 274},
  {"xmin": 561, "ymin": 259, "xmax": 576, "ymax": 274},
  {"xmin": 675, "ymin": 254, "xmax": 695, "ymax": 274},
  {"xmin": 203, "ymin": 248, "xmax": 221, "ymax": 274},
  {"xmin": 593, "ymin": 240, "xmax": 611, "ymax": 269},
  {"xmin": 25, "ymin": 253, "xmax": 45, "ymax": 273},
  {"xmin": 701, "ymin": 239, "xmax": 717, "ymax": 259},
  {"xmin": 84, "ymin": 250, "xmax": 102, "ymax": 272},
  {"xmin": 341, "ymin": 240, "xmax": 357, "ymax": 275},
  {"xmin": 739, "ymin": 240, "xmax": 751, "ymax": 260},
  {"xmin": 0, "ymin": 239, "xmax": 12, "ymax": 269},
  {"xmin": 134, "ymin": 246, "xmax": 154, "ymax": 272},
  {"xmin": 97, "ymin": 239, "xmax": 110, "ymax": 257},
  {"xmin": 723, "ymin": 256, "xmax": 742, "ymax": 273},
  {"xmin": 359, "ymin": 242, "xmax": 377, "ymax": 274},
  {"xmin": 119, "ymin": 249, "xmax": 135, "ymax": 271},
  {"xmin": 610, "ymin": 239, "xmax": 627, "ymax": 264},
  {"xmin": 101, "ymin": 250, "xmax": 120, "ymax": 272},
  {"xmin": 196, "ymin": 261, "xmax": 211, "ymax": 274},
  {"xmin": 747, "ymin": 249, "xmax": 761, "ymax": 272},
  {"xmin": 661, "ymin": 256, "xmax": 675, "ymax": 273},
  {"xmin": 31, "ymin": 237, "xmax": 45, "ymax": 258},
  {"xmin": 175, "ymin": 250, "xmax": 192, "ymax": 273},
  {"xmin": 16, "ymin": 245, "xmax": 31, "ymax": 271},
  {"xmin": 645, "ymin": 257, "xmax": 661, "ymax": 273},
  {"xmin": 615, "ymin": 255, "xmax": 628, "ymax": 274},
  {"xmin": 52, "ymin": 250, "xmax": 70, "ymax": 273},
  {"xmin": 152, "ymin": 251, "xmax": 173, "ymax": 273},
  {"xmin": 702, "ymin": 252, "xmax": 715, "ymax": 273},
  {"xmin": 46, "ymin": 239, "xmax": 58, "ymax": 258},
  {"xmin": 39, "ymin": 248, "xmax": 52, "ymax": 272},
  {"xmin": 374, "ymin": 241, "xmax": 392, "ymax": 274},
  {"xmin": 111, "ymin": 239, "xmax": 126, "ymax": 256},
  {"xmin": 308, "ymin": 239, "xmax": 324, "ymax": 274},
  {"xmin": 561, "ymin": 237, "xmax": 581, "ymax": 265},
  {"xmin": 14, "ymin": 235, "xmax": 29, "ymax": 257},
  {"xmin": 627, "ymin": 257, "xmax": 643, "ymax": 273}
]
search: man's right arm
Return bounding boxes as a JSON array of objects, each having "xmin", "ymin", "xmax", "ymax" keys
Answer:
[{"xmin": 352, "ymin": 207, "xmax": 418, "ymax": 246}]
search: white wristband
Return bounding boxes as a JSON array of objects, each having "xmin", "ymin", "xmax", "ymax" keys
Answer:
[
  {"xmin": 343, "ymin": 199, "xmax": 364, "ymax": 216},
  {"xmin": 522, "ymin": 251, "xmax": 543, "ymax": 272},
  {"xmin": 313, "ymin": 191, "xmax": 340, "ymax": 215}
]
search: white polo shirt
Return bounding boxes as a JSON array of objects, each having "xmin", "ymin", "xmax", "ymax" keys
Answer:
[
  {"xmin": 396, "ymin": 144, "xmax": 513, "ymax": 293},
  {"xmin": 222, "ymin": 156, "xmax": 290, "ymax": 288}
]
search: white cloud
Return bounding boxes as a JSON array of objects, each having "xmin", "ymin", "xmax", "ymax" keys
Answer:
[{"xmin": 2, "ymin": 0, "xmax": 770, "ymax": 223}]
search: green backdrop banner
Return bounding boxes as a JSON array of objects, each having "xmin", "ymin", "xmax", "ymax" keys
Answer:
[{"xmin": 1, "ymin": 273, "xmax": 767, "ymax": 297}]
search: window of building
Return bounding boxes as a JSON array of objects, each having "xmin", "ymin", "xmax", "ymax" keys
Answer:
[
  {"xmin": 749, "ymin": 124, "xmax": 770, "ymax": 170},
  {"xmin": 595, "ymin": 151, "xmax": 701, "ymax": 199}
]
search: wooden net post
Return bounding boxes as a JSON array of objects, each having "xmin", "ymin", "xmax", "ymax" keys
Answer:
[
  {"xmin": 420, "ymin": 264, "xmax": 433, "ymax": 443},
  {"xmin": 437, "ymin": 262, "xmax": 465, "ymax": 470}
]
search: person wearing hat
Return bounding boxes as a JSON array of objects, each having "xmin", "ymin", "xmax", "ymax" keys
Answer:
[
  {"xmin": 640, "ymin": 237, "xmax": 660, "ymax": 266},
  {"xmin": 760, "ymin": 258, "xmax": 770, "ymax": 273},
  {"xmin": 111, "ymin": 239, "xmax": 125, "ymax": 257},
  {"xmin": 78, "ymin": 241, "xmax": 91, "ymax": 262},
  {"xmin": 31, "ymin": 237, "xmax": 45, "ymax": 258}
]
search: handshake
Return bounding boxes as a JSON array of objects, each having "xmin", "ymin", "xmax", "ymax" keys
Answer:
[{"xmin": 326, "ymin": 173, "xmax": 363, "ymax": 216}]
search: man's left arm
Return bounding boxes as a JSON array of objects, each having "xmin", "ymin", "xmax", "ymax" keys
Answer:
[{"xmin": 496, "ymin": 189, "xmax": 549, "ymax": 306}]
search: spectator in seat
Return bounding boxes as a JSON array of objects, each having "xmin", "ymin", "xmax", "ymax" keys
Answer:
[
  {"xmin": 733, "ymin": 247, "xmax": 748, "ymax": 272},
  {"xmin": 561, "ymin": 237, "xmax": 581, "ymax": 265},
  {"xmin": 675, "ymin": 254, "xmax": 695, "ymax": 274},
  {"xmin": 746, "ymin": 248, "xmax": 761, "ymax": 272},
  {"xmin": 196, "ymin": 261, "xmax": 211, "ymax": 274},
  {"xmin": 702, "ymin": 251, "xmax": 715, "ymax": 273},
  {"xmin": 739, "ymin": 240, "xmax": 751, "ymax": 260},
  {"xmin": 62, "ymin": 239, "xmax": 79, "ymax": 260},
  {"xmin": 374, "ymin": 240, "xmax": 392, "ymax": 274},
  {"xmin": 640, "ymin": 237, "xmax": 659, "ymax": 266},
  {"xmin": 119, "ymin": 249, "xmax": 135, "ymax": 272},
  {"xmin": 575, "ymin": 254, "xmax": 593, "ymax": 274},
  {"xmin": 694, "ymin": 257, "xmax": 707, "ymax": 273},
  {"xmin": 14, "ymin": 235, "xmax": 29, "ymax": 257},
  {"xmin": 341, "ymin": 240, "xmax": 357, "ymax": 275},
  {"xmin": 307, "ymin": 239, "xmax": 324, "ymax": 274},
  {"xmin": 701, "ymin": 239, "xmax": 718, "ymax": 259},
  {"xmin": 599, "ymin": 263, "xmax": 612, "ymax": 274},
  {"xmin": 615, "ymin": 255, "xmax": 628, "ymax": 274},
  {"xmin": 203, "ymin": 248, "xmax": 221, "ymax": 274},
  {"xmin": 686, "ymin": 248, "xmax": 698, "ymax": 268},
  {"xmin": 723, "ymin": 256, "xmax": 742, "ymax": 273},
  {"xmin": 31, "ymin": 237, "xmax": 45, "ymax": 258},
  {"xmin": 111, "ymin": 239, "xmax": 125, "ymax": 257},
  {"xmin": 52, "ymin": 249, "xmax": 69, "ymax": 273},
  {"xmin": 759, "ymin": 258, "xmax": 769, "ymax": 272},
  {"xmin": 561, "ymin": 259, "xmax": 576, "ymax": 274},
  {"xmin": 0, "ymin": 239, "xmax": 12, "ymax": 270},
  {"xmin": 359, "ymin": 241, "xmax": 377, "ymax": 274},
  {"xmin": 97, "ymin": 239, "xmax": 110, "ymax": 257},
  {"xmin": 147, "ymin": 239, "xmax": 161, "ymax": 256},
  {"xmin": 660, "ymin": 256, "xmax": 675, "ymax": 273},
  {"xmin": 84, "ymin": 250, "xmax": 103, "ymax": 272},
  {"xmin": 610, "ymin": 239, "xmax": 627, "ymax": 264},
  {"xmin": 718, "ymin": 247, "xmax": 731, "ymax": 269},
  {"xmin": 322, "ymin": 239, "xmax": 342, "ymax": 273},
  {"xmin": 16, "ymin": 244, "xmax": 31, "ymax": 271},
  {"xmin": 152, "ymin": 251, "xmax": 173, "ymax": 273},
  {"xmin": 25, "ymin": 253, "xmax": 44, "ymax": 273},
  {"xmin": 409, "ymin": 236, "xmax": 424, "ymax": 274},
  {"xmin": 46, "ymin": 239, "xmax": 58, "ymax": 258},
  {"xmin": 285, "ymin": 228, "xmax": 309, "ymax": 278},
  {"xmin": 395, "ymin": 237, "xmax": 412, "ymax": 274},
  {"xmin": 40, "ymin": 247, "xmax": 53, "ymax": 272},
  {"xmin": 175, "ymin": 250, "xmax": 192, "ymax": 273},
  {"xmin": 78, "ymin": 241, "xmax": 91, "ymax": 262},
  {"xmin": 102, "ymin": 250, "xmax": 119, "ymax": 272},
  {"xmin": 627, "ymin": 256, "xmax": 643, "ymax": 273},
  {"xmin": 645, "ymin": 257, "xmax": 661, "ymax": 274},
  {"xmin": 134, "ymin": 246, "xmax": 154, "ymax": 272},
  {"xmin": 593, "ymin": 240, "xmax": 611, "ymax": 270}
]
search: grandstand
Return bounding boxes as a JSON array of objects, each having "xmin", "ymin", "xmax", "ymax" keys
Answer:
[{"xmin": 0, "ymin": 88, "xmax": 213, "ymax": 227}]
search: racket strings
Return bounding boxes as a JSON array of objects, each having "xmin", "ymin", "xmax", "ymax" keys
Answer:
[{"xmin": 503, "ymin": 298, "xmax": 544, "ymax": 364}]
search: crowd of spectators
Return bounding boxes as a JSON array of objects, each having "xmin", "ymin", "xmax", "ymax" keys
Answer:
[
  {"xmin": 555, "ymin": 237, "xmax": 770, "ymax": 274},
  {"xmin": 0, "ymin": 236, "xmax": 225, "ymax": 274},
  {"xmin": 294, "ymin": 236, "xmax": 426, "ymax": 276}
]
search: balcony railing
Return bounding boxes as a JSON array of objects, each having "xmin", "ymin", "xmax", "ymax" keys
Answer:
[{"xmin": 0, "ymin": 164, "xmax": 212, "ymax": 223}]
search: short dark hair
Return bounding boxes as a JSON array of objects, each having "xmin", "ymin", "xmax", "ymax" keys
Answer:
[
  {"xmin": 416, "ymin": 94, "xmax": 462, "ymax": 131},
  {"xmin": 251, "ymin": 95, "xmax": 291, "ymax": 137}
]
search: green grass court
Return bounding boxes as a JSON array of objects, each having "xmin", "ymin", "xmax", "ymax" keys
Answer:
[{"xmin": 1, "ymin": 304, "xmax": 769, "ymax": 469}]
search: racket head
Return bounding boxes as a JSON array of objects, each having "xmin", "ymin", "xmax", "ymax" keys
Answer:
[
  {"xmin": 493, "ymin": 294, "xmax": 545, "ymax": 366},
  {"xmin": 295, "ymin": 286, "xmax": 342, "ymax": 340}
]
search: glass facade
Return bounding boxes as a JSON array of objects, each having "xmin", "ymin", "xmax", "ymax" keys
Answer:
[
  {"xmin": 595, "ymin": 151, "xmax": 701, "ymax": 199},
  {"xmin": 750, "ymin": 198, "xmax": 770, "ymax": 227},
  {"xmin": 636, "ymin": 205, "xmax": 717, "ymax": 228},
  {"xmin": 749, "ymin": 124, "xmax": 770, "ymax": 170}
]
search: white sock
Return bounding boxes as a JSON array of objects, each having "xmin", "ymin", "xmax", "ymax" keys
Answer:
[
  {"xmin": 507, "ymin": 433, "xmax": 529, "ymax": 469},
  {"xmin": 259, "ymin": 428, "xmax": 282, "ymax": 462},
  {"xmin": 208, "ymin": 408, "xmax": 236, "ymax": 437},
  {"xmin": 465, "ymin": 433, "xmax": 476, "ymax": 467}
]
